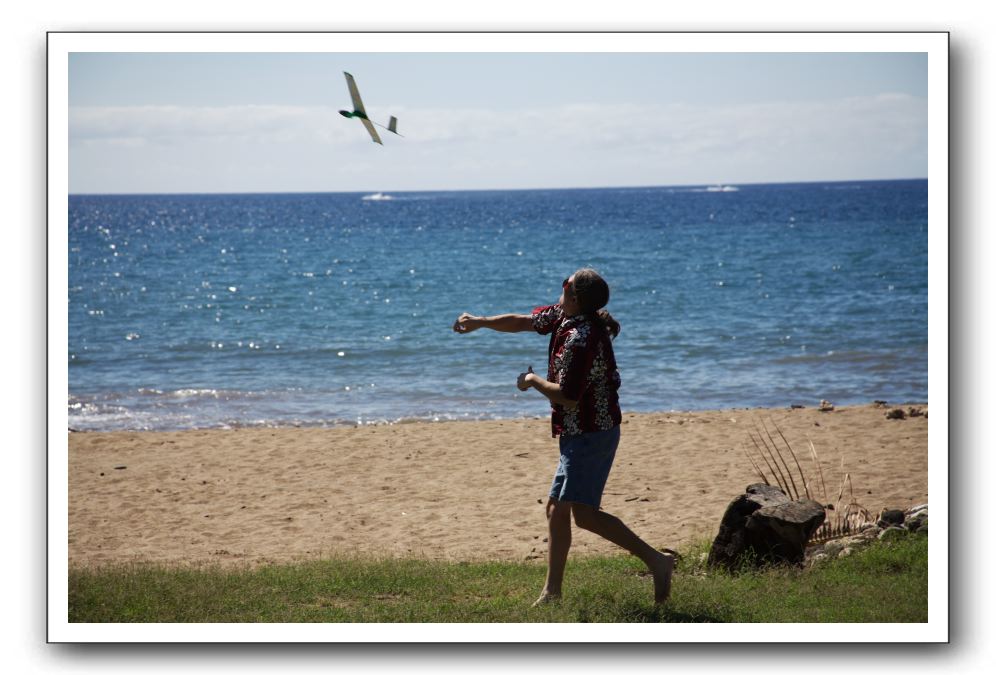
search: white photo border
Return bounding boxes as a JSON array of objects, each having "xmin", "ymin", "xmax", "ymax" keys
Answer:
[{"xmin": 48, "ymin": 30, "xmax": 948, "ymax": 643}]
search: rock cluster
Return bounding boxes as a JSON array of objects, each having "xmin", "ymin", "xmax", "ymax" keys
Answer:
[
  {"xmin": 805, "ymin": 503, "xmax": 928, "ymax": 565},
  {"xmin": 885, "ymin": 406, "xmax": 928, "ymax": 420},
  {"xmin": 708, "ymin": 484, "xmax": 826, "ymax": 570}
]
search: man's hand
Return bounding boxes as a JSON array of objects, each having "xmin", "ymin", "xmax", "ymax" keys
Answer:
[
  {"xmin": 520, "ymin": 368, "xmax": 579, "ymax": 410},
  {"xmin": 517, "ymin": 365, "xmax": 535, "ymax": 391},
  {"xmin": 453, "ymin": 312, "xmax": 482, "ymax": 333}
]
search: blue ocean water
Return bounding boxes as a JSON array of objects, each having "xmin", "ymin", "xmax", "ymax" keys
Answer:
[{"xmin": 68, "ymin": 180, "xmax": 928, "ymax": 431}]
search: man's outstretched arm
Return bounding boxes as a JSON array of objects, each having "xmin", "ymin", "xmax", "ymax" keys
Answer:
[{"xmin": 453, "ymin": 312, "xmax": 534, "ymax": 334}]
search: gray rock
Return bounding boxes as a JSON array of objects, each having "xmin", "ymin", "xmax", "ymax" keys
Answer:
[
  {"xmin": 907, "ymin": 511, "xmax": 928, "ymax": 533},
  {"xmin": 908, "ymin": 503, "xmax": 929, "ymax": 515},
  {"xmin": 878, "ymin": 509, "xmax": 905, "ymax": 527},
  {"xmin": 709, "ymin": 484, "xmax": 825, "ymax": 570},
  {"xmin": 856, "ymin": 527, "xmax": 882, "ymax": 541},
  {"xmin": 808, "ymin": 552, "xmax": 829, "ymax": 566},
  {"xmin": 823, "ymin": 540, "xmax": 845, "ymax": 557},
  {"xmin": 707, "ymin": 483, "xmax": 790, "ymax": 569},
  {"xmin": 805, "ymin": 544, "xmax": 825, "ymax": 556},
  {"xmin": 878, "ymin": 526, "xmax": 908, "ymax": 542},
  {"xmin": 747, "ymin": 498, "xmax": 826, "ymax": 565},
  {"xmin": 804, "ymin": 530, "xmax": 879, "ymax": 565},
  {"xmin": 841, "ymin": 535, "xmax": 868, "ymax": 548}
]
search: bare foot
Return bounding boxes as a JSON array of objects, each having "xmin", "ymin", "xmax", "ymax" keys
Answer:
[
  {"xmin": 531, "ymin": 591, "xmax": 561, "ymax": 607},
  {"xmin": 651, "ymin": 552, "xmax": 675, "ymax": 604}
]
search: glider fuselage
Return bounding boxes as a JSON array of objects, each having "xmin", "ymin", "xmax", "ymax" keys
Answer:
[{"xmin": 339, "ymin": 110, "xmax": 369, "ymax": 120}]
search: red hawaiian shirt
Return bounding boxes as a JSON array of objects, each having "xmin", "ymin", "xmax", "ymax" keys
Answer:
[{"xmin": 531, "ymin": 304, "xmax": 622, "ymax": 437}]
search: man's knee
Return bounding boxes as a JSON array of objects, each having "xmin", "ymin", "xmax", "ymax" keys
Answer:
[
  {"xmin": 546, "ymin": 498, "xmax": 572, "ymax": 521},
  {"xmin": 571, "ymin": 503, "xmax": 598, "ymax": 530}
]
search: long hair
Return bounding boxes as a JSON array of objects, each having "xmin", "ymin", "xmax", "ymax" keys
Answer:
[{"xmin": 571, "ymin": 268, "xmax": 620, "ymax": 339}]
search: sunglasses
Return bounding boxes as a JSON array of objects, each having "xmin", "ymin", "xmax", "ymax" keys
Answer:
[{"xmin": 562, "ymin": 278, "xmax": 574, "ymax": 296}]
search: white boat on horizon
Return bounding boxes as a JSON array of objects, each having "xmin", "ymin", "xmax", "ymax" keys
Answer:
[
  {"xmin": 362, "ymin": 192, "xmax": 395, "ymax": 201},
  {"xmin": 706, "ymin": 185, "xmax": 740, "ymax": 192}
]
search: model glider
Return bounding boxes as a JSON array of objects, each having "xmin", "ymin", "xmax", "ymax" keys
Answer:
[{"xmin": 338, "ymin": 72, "xmax": 401, "ymax": 145}]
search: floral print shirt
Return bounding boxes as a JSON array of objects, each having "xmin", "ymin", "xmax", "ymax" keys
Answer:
[{"xmin": 531, "ymin": 304, "xmax": 622, "ymax": 437}]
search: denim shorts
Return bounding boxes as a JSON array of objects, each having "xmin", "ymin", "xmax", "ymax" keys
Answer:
[{"xmin": 549, "ymin": 425, "xmax": 620, "ymax": 509}]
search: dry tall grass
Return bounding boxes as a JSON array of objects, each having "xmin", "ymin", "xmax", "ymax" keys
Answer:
[{"xmin": 741, "ymin": 417, "xmax": 873, "ymax": 543}]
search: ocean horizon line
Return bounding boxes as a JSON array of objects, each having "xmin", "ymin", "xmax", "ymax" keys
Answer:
[{"xmin": 68, "ymin": 176, "xmax": 927, "ymax": 199}]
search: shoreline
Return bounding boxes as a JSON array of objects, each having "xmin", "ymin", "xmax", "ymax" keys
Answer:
[
  {"xmin": 67, "ymin": 399, "xmax": 931, "ymax": 434},
  {"xmin": 68, "ymin": 403, "xmax": 928, "ymax": 568}
]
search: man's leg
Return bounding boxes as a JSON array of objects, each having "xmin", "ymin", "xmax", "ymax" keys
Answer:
[
  {"xmin": 534, "ymin": 497, "xmax": 572, "ymax": 605},
  {"xmin": 571, "ymin": 504, "xmax": 675, "ymax": 603}
]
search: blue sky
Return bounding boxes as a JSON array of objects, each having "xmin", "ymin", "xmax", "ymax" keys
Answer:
[{"xmin": 68, "ymin": 52, "xmax": 927, "ymax": 194}]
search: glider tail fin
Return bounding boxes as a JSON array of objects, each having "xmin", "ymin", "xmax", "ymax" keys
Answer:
[{"xmin": 387, "ymin": 116, "xmax": 402, "ymax": 136}]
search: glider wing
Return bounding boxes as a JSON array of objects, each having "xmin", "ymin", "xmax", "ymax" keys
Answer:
[
  {"xmin": 360, "ymin": 117, "xmax": 383, "ymax": 145},
  {"xmin": 344, "ymin": 72, "xmax": 368, "ymax": 117}
]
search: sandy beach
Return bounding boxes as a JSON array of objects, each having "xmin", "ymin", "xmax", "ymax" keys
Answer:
[{"xmin": 67, "ymin": 403, "xmax": 928, "ymax": 568}]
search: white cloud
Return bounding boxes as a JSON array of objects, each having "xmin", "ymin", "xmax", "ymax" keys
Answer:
[
  {"xmin": 69, "ymin": 93, "xmax": 926, "ymax": 191},
  {"xmin": 70, "ymin": 105, "xmax": 355, "ymax": 146}
]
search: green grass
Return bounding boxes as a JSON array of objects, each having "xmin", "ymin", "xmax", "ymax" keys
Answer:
[{"xmin": 69, "ymin": 534, "xmax": 927, "ymax": 623}]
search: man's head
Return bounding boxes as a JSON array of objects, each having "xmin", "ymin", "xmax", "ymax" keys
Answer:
[{"xmin": 569, "ymin": 268, "xmax": 610, "ymax": 315}]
